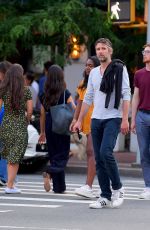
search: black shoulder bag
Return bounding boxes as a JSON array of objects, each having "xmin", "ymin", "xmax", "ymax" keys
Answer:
[{"xmin": 50, "ymin": 91, "xmax": 74, "ymax": 135}]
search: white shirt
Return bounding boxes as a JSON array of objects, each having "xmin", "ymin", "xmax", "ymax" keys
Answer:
[
  {"xmin": 31, "ymin": 81, "xmax": 39, "ymax": 95},
  {"xmin": 29, "ymin": 86, "xmax": 38, "ymax": 109},
  {"xmin": 83, "ymin": 65, "xmax": 131, "ymax": 119}
]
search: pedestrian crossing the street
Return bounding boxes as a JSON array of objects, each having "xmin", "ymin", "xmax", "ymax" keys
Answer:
[{"xmin": 0, "ymin": 176, "xmax": 148, "ymax": 210}]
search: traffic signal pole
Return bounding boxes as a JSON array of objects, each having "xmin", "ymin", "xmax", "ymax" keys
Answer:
[
  {"xmin": 135, "ymin": 0, "xmax": 150, "ymax": 165},
  {"xmin": 147, "ymin": 0, "xmax": 150, "ymax": 42}
]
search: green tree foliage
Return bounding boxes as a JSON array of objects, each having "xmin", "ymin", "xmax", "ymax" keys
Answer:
[
  {"xmin": 0, "ymin": 0, "xmax": 146, "ymax": 69},
  {"xmin": 0, "ymin": 0, "xmax": 120, "ymax": 65},
  {"xmin": 136, "ymin": 0, "xmax": 145, "ymax": 15}
]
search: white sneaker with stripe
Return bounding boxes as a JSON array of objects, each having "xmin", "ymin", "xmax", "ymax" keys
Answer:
[
  {"xmin": 75, "ymin": 185, "xmax": 96, "ymax": 198},
  {"xmin": 112, "ymin": 187, "xmax": 124, "ymax": 208},
  {"xmin": 89, "ymin": 197, "xmax": 111, "ymax": 209}
]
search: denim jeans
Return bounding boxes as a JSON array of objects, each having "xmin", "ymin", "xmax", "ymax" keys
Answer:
[
  {"xmin": 91, "ymin": 118, "xmax": 122, "ymax": 200},
  {"xmin": 0, "ymin": 158, "xmax": 7, "ymax": 182},
  {"xmin": 136, "ymin": 111, "xmax": 150, "ymax": 187}
]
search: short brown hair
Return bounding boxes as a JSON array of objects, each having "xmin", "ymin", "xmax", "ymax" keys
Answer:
[
  {"xmin": 143, "ymin": 43, "xmax": 150, "ymax": 49},
  {"xmin": 95, "ymin": 38, "xmax": 112, "ymax": 48}
]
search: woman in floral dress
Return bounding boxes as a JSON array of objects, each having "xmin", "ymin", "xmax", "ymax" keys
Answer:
[{"xmin": 0, "ymin": 64, "xmax": 33, "ymax": 194}]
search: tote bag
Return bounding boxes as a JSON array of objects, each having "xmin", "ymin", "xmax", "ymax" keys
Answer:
[{"xmin": 50, "ymin": 91, "xmax": 74, "ymax": 135}]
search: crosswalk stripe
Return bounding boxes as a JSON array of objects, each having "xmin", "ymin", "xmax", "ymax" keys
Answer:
[
  {"xmin": 0, "ymin": 190, "xmax": 78, "ymax": 197},
  {"xmin": 0, "ymin": 186, "xmax": 80, "ymax": 192},
  {"xmin": 0, "ymin": 178, "xmax": 149, "ymax": 209},
  {"xmin": 123, "ymin": 180, "xmax": 144, "ymax": 183},
  {"xmin": 0, "ymin": 194, "xmax": 148, "ymax": 203},
  {"xmin": 124, "ymin": 187, "xmax": 143, "ymax": 190},
  {"xmin": 0, "ymin": 196, "xmax": 93, "ymax": 204},
  {"xmin": 17, "ymin": 181, "xmax": 89, "ymax": 187},
  {"xmin": 0, "ymin": 226, "xmax": 77, "ymax": 230},
  {"xmin": 0, "ymin": 210, "xmax": 13, "ymax": 213},
  {"xmin": 0, "ymin": 188, "xmax": 143, "ymax": 197},
  {"xmin": 0, "ymin": 191, "xmax": 142, "ymax": 198},
  {"xmin": 0, "ymin": 184, "xmax": 144, "ymax": 190},
  {"xmin": 0, "ymin": 190, "xmax": 141, "ymax": 196},
  {"xmin": 0, "ymin": 203, "xmax": 61, "ymax": 208}
]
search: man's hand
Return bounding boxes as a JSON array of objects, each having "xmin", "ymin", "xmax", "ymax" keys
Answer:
[
  {"xmin": 120, "ymin": 119, "xmax": 129, "ymax": 135},
  {"xmin": 130, "ymin": 120, "xmax": 136, "ymax": 134}
]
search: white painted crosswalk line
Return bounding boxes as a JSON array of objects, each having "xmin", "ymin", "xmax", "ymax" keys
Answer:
[
  {"xmin": 0, "ymin": 210, "xmax": 13, "ymax": 213},
  {"xmin": 0, "ymin": 226, "xmax": 78, "ymax": 230},
  {"xmin": 0, "ymin": 189, "xmax": 144, "ymax": 199},
  {"xmin": 0, "ymin": 196, "xmax": 93, "ymax": 204},
  {"xmin": 0, "ymin": 179, "xmax": 149, "ymax": 210},
  {"xmin": 0, "ymin": 203, "xmax": 61, "ymax": 208}
]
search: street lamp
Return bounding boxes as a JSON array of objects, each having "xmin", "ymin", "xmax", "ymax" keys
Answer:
[{"xmin": 70, "ymin": 35, "xmax": 80, "ymax": 60}]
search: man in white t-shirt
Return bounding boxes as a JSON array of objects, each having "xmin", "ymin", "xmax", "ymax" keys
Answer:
[
  {"xmin": 24, "ymin": 72, "xmax": 39, "ymax": 110},
  {"xmin": 73, "ymin": 38, "xmax": 131, "ymax": 209}
]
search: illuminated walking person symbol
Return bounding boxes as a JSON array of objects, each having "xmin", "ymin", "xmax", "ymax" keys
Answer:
[{"xmin": 111, "ymin": 2, "xmax": 121, "ymax": 20}]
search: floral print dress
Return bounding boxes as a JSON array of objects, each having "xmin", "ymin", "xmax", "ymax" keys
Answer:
[{"xmin": 0, "ymin": 87, "xmax": 32, "ymax": 164}]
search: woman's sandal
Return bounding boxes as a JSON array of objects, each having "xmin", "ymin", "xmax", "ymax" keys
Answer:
[{"xmin": 43, "ymin": 172, "xmax": 51, "ymax": 192}]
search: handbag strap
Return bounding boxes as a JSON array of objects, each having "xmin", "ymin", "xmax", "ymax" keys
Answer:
[{"xmin": 50, "ymin": 90, "xmax": 66, "ymax": 107}]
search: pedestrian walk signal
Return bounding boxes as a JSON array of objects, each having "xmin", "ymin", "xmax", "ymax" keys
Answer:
[{"xmin": 108, "ymin": 0, "xmax": 135, "ymax": 23}]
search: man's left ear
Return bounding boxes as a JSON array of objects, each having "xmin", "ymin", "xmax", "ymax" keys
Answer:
[{"xmin": 109, "ymin": 47, "xmax": 113, "ymax": 56}]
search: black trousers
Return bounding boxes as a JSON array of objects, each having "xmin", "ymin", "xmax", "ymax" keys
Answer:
[
  {"xmin": 51, "ymin": 171, "xmax": 66, "ymax": 193},
  {"xmin": 45, "ymin": 115, "xmax": 70, "ymax": 193}
]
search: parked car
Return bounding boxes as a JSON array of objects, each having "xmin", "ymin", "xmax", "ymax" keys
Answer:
[{"xmin": 22, "ymin": 124, "xmax": 48, "ymax": 165}]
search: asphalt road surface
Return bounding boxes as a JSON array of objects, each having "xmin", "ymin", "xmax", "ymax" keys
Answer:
[{"xmin": 0, "ymin": 173, "xmax": 150, "ymax": 230}]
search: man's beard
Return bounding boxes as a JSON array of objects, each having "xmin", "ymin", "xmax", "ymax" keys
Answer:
[{"xmin": 99, "ymin": 56, "xmax": 107, "ymax": 63}]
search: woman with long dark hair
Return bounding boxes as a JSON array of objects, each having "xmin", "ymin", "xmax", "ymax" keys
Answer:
[
  {"xmin": 0, "ymin": 64, "xmax": 33, "ymax": 194},
  {"xmin": 39, "ymin": 64, "xmax": 75, "ymax": 193},
  {"xmin": 70, "ymin": 56, "xmax": 100, "ymax": 198}
]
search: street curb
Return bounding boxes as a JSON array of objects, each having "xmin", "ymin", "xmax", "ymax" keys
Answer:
[
  {"xmin": 118, "ymin": 167, "xmax": 142, "ymax": 178},
  {"xmin": 66, "ymin": 164, "xmax": 142, "ymax": 178},
  {"xmin": 66, "ymin": 151, "xmax": 141, "ymax": 177}
]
